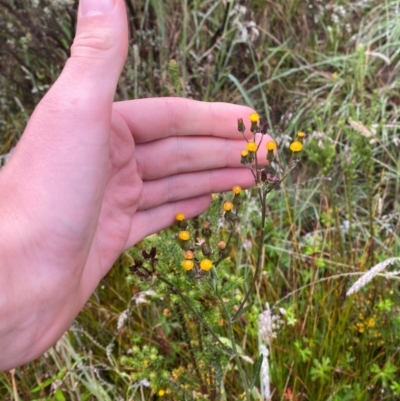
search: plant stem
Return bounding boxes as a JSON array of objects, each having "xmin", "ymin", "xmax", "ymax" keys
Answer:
[
  {"xmin": 231, "ymin": 188, "xmax": 268, "ymax": 322},
  {"xmin": 213, "ymin": 280, "xmax": 251, "ymax": 401}
]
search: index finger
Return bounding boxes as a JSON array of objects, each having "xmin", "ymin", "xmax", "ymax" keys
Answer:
[{"xmin": 113, "ymin": 97, "xmax": 255, "ymax": 143}]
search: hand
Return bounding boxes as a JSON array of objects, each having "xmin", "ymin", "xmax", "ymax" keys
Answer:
[{"xmin": 0, "ymin": 0, "xmax": 271, "ymax": 370}]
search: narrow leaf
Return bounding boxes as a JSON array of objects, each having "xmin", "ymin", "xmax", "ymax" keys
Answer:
[{"xmin": 249, "ymin": 354, "xmax": 264, "ymax": 391}]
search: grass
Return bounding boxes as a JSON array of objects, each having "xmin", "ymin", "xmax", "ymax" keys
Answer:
[{"xmin": 1, "ymin": 0, "xmax": 400, "ymax": 400}]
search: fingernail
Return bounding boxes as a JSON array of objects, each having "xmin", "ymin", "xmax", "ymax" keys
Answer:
[{"xmin": 81, "ymin": 0, "xmax": 116, "ymax": 17}]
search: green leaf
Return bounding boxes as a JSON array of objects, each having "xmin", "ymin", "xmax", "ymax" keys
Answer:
[
  {"xmin": 54, "ymin": 389, "xmax": 66, "ymax": 401},
  {"xmin": 218, "ymin": 337, "xmax": 253, "ymax": 363},
  {"xmin": 30, "ymin": 378, "xmax": 54, "ymax": 393},
  {"xmin": 231, "ymin": 302, "xmax": 254, "ymax": 322},
  {"xmin": 227, "ymin": 74, "xmax": 255, "ymax": 109},
  {"xmin": 249, "ymin": 354, "xmax": 263, "ymax": 391}
]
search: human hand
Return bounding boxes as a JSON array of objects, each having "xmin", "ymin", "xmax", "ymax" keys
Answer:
[{"xmin": 0, "ymin": 0, "xmax": 271, "ymax": 370}]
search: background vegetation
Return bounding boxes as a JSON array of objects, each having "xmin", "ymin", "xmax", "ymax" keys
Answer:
[{"xmin": 1, "ymin": 0, "xmax": 400, "ymax": 400}]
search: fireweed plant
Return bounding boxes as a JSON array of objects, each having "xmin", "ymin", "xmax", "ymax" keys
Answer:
[{"xmin": 123, "ymin": 114, "xmax": 304, "ymax": 400}]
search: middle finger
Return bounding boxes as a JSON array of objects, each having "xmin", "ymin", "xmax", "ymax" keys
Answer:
[{"xmin": 135, "ymin": 135, "xmax": 271, "ymax": 180}]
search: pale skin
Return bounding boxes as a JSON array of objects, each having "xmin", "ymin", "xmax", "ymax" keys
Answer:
[{"xmin": 0, "ymin": 0, "xmax": 271, "ymax": 371}]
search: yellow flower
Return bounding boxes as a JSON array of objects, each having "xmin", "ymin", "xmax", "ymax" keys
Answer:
[
  {"xmin": 356, "ymin": 322, "xmax": 365, "ymax": 333},
  {"xmin": 157, "ymin": 389, "xmax": 166, "ymax": 397},
  {"xmin": 297, "ymin": 131, "xmax": 305, "ymax": 138},
  {"xmin": 246, "ymin": 142, "xmax": 257, "ymax": 152},
  {"xmin": 200, "ymin": 259, "xmax": 212, "ymax": 271},
  {"xmin": 232, "ymin": 185, "xmax": 242, "ymax": 195},
  {"xmin": 241, "ymin": 150, "xmax": 249, "ymax": 157},
  {"xmin": 178, "ymin": 231, "xmax": 190, "ymax": 241},
  {"xmin": 289, "ymin": 141, "xmax": 303, "ymax": 153},
  {"xmin": 223, "ymin": 201, "xmax": 234, "ymax": 211},
  {"xmin": 175, "ymin": 212, "xmax": 185, "ymax": 221},
  {"xmin": 332, "ymin": 71, "xmax": 338, "ymax": 79},
  {"xmin": 249, "ymin": 112, "xmax": 259, "ymax": 123},
  {"xmin": 182, "ymin": 260, "xmax": 194, "ymax": 271},
  {"xmin": 266, "ymin": 141, "xmax": 277, "ymax": 151}
]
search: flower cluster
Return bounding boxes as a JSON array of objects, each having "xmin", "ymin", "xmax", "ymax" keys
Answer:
[
  {"xmin": 176, "ymin": 186, "xmax": 244, "ymax": 274},
  {"xmin": 176, "ymin": 213, "xmax": 213, "ymax": 273},
  {"xmin": 259, "ymin": 303, "xmax": 284, "ymax": 344},
  {"xmin": 238, "ymin": 112, "xmax": 305, "ymax": 188}
]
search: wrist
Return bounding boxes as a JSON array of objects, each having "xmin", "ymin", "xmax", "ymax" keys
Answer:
[{"xmin": 0, "ymin": 171, "xmax": 82, "ymax": 371}]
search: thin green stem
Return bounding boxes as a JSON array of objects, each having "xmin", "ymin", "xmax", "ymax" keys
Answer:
[
  {"xmin": 213, "ymin": 279, "xmax": 251, "ymax": 401},
  {"xmin": 231, "ymin": 189, "xmax": 268, "ymax": 322}
]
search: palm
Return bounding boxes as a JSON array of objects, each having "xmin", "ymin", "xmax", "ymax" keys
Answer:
[
  {"xmin": 87, "ymin": 99, "xmax": 266, "ymax": 292},
  {"xmin": 90, "ymin": 109, "xmax": 141, "ymax": 277}
]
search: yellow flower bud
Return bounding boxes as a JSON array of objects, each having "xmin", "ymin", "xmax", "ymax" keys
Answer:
[
  {"xmin": 289, "ymin": 141, "xmax": 303, "ymax": 153},
  {"xmin": 175, "ymin": 212, "xmax": 185, "ymax": 221},
  {"xmin": 266, "ymin": 141, "xmax": 277, "ymax": 151},
  {"xmin": 182, "ymin": 260, "xmax": 194, "ymax": 271},
  {"xmin": 249, "ymin": 112, "xmax": 260, "ymax": 123},
  {"xmin": 223, "ymin": 202, "xmax": 234, "ymax": 211},
  {"xmin": 178, "ymin": 231, "xmax": 190, "ymax": 241},
  {"xmin": 246, "ymin": 142, "xmax": 257, "ymax": 152},
  {"xmin": 232, "ymin": 185, "xmax": 242, "ymax": 195},
  {"xmin": 200, "ymin": 259, "xmax": 212, "ymax": 271}
]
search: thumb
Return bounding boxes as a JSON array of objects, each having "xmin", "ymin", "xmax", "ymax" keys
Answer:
[
  {"xmin": 6, "ymin": 0, "xmax": 128, "ymax": 218},
  {"xmin": 11, "ymin": 0, "xmax": 128, "ymax": 174},
  {"xmin": 38, "ymin": 0, "xmax": 128, "ymax": 122}
]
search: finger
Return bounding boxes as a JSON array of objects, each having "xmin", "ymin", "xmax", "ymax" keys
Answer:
[
  {"xmin": 135, "ymin": 134, "xmax": 272, "ymax": 180},
  {"xmin": 137, "ymin": 168, "xmax": 254, "ymax": 211},
  {"xmin": 47, "ymin": 0, "xmax": 128, "ymax": 120},
  {"xmin": 13, "ymin": 0, "xmax": 128, "ymax": 176},
  {"xmin": 124, "ymin": 195, "xmax": 212, "ymax": 249},
  {"xmin": 9, "ymin": 0, "xmax": 129, "ymax": 222},
  {"xmin": 9, "ymin": 0, "xmax": 128, "ymax": 204},
  {"xmin": 113, "ymin": 98, "xmax": 256, "ymax": 143}
]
